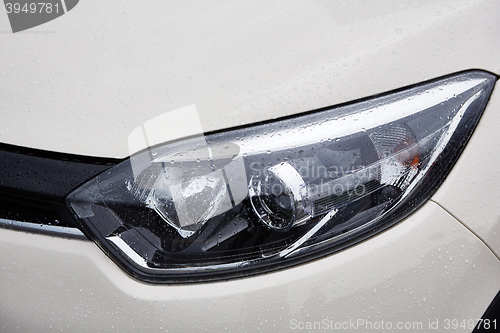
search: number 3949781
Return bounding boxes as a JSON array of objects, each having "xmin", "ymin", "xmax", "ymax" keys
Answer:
[{"xmin": 5, "ymin": 2, "xmax": 61, "ymax": 15}]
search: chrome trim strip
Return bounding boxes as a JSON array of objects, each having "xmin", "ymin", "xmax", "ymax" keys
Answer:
[{"xmin": 0, "ymin": 218, "xmax": 86, "ymax": 240}]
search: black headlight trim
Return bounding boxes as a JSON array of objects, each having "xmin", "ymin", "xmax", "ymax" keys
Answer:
[{"xmin": 0, "ymin": 142, "xmax": 120, "ymax": 236}]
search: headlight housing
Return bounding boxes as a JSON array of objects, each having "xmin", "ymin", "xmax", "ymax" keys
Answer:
[{"xmin": 68, "ymin": 71, "xmax": 495, "ymax": 283}]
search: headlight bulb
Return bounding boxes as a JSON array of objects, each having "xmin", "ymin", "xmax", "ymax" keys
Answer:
[{"xmin": 249, "ymin": 162, "xmax": 312, "ymax": 231}]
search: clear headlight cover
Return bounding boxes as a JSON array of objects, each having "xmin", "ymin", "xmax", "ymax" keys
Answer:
[{"xmin": 68, "ymin": 71, "xmax": 495, "ymax": 283}]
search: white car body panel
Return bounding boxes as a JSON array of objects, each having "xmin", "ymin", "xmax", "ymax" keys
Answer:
[
  {"xmin": 432, "ymin": 89, "xmax": 500, "ymax": 258},
  {"xmin": 0, "ymin": 1, "xmax": 499, "ymax": 332},
  {"xmin": 0, "ymin": 0, "xmax": 499, "ymax": 158},
  {"xmin": 1, "ymin": 202, "xmax": 498, "ymax": 333}
]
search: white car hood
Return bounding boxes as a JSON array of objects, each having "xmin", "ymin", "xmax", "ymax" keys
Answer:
[{"xmin": 1, "ymin": 0, "xmax": 499, "ymax": 158}]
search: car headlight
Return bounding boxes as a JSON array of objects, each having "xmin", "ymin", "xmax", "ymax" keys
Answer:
[{"xmin": 68, "ymin": 71, "xmax": 495, "ymax": 283}]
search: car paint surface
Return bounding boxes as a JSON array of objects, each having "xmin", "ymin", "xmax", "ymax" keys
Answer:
[
  {"xmin": 1, "ymin": 201, "xmax": 499, "ymax": 332},
  {"xmin": 432, "ymin": 89, "xmax": 500, "ymax": 258},
  {"xmin": 0, "ymin": 1, "xmax": 499, "ymax": 332},
  {"xmin": 0, "ymin": 0, "xmax": 499, "ymax": 157}
]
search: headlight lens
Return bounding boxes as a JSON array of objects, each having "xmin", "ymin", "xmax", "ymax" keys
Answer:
[{"xmin": 68, "ymin": 71, "xmax": 495, "ymax": 282}]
